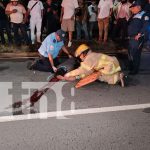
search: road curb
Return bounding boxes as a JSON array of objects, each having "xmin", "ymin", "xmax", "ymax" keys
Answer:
[
  {"xmin": 0, "ymin": 50, "xmax": 128, "ymax": 59},
  {"xmin": 0, "ymin": 49, "xmax": 149, "ymax": 59},
  {"xmin": 0, "ymin": 52, "xmax": 38, "ymax": 59}
]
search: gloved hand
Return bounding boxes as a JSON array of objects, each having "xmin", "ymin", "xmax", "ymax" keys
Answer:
[
  {"xmin": 68, "ymin": 54, "xmax": 72, "ymax": 58},
  {"xmin": 52, "ymin": 66, "xmax": 57, "ymax": 72}
]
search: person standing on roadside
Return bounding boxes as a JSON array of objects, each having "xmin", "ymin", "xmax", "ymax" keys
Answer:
[
  {"xmin": 60, "ymin": 0, "xmax": 79, "ymax": 47},
  {"xmin": 88, "ymin": 0, "xmax": 98, "ymax": 40},
  {"xmin": 5, "ymin": 0, "xmax": 29, "ymax": 46},
  {"xmin": 27, "ymin": 0, "xmax": 44, "ymax": 45},
  {"xmin": 0, "ymin": 1, "xmax": 12, "ymax": 45},
  {"xmin": 128, "ymin": 0, "xmax": 150, "ymax": 75},
  {"xmin": 97, "ymin": 0, "xmax": 113, "ymax": 43}
]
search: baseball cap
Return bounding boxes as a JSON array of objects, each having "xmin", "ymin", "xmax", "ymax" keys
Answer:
[
  {"xmin": 56, "ymin": 29, "xmax": 66, "ymax": 42},
  {"xmin": 129, "ymin": 0, "xmax": 142, "ymax": 8}
]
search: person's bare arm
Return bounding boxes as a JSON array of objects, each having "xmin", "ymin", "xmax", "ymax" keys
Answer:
[
  {"xmin": 109, "ymin": 8, "xmax": 112, "ymax": 16},
  {"xmin": 62, "ymin": 46, "xmax": 72, "ymax": 58},
  {"xmin": 48, "ymin": 53, "xmax": 57, "ymax": 72},
  {"xmin": 60, "ymin": 7, "xmax": 64, "ymax": 22},
  {"xmin": 25, "ymin": 9, "xmax": 31, "ymax": 22},
  {"xmin": 5, "ymin": 6, "xmax": 17, "ymax": 15},
  {"xmin": 22, "ymin": 5, "xmax": 27, "ymax": 24},
  {"xmin": 98, "ymin": 8, "xmax": 100, "ymax": 16},
  {"xmin": 57, "ymin": 75, "xmax": 76, "ymax": 81}
]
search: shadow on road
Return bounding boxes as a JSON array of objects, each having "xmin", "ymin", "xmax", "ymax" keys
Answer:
[
  {"xmin": 143, "ymin": 108, "xmax": 150, "ymax": 113},
  {"xmin": 0, "ymin": 66, "xmax": 9, "ymax": 71}
]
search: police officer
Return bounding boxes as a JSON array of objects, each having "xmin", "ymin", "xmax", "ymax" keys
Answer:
[
  {"xmin": 27, "ymin": 29, "xmax": 72, "ymax": 72},
  {"xmin": 128, "ymin": 0, "xmax": 150, "ymax": 75}
]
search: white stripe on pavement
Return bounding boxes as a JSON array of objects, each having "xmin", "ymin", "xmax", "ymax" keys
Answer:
[{"xmin": 0, "ymin": 103, "xmax": 150, "ymax": 123}]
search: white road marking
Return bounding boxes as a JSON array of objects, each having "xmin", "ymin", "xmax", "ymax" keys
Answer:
[{"xmin": 0, "ymin": 103, "xmax": 150, "ymax": 123}]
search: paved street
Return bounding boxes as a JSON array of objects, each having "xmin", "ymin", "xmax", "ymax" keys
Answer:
[{"xmin": 0, "ymin": 55, "xmax": 150, "ymax": 150}]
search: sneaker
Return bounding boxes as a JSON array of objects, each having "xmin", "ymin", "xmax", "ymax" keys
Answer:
[{"xmin": 68, "ymin": 41, "xmax": 72, "ymax": 47}]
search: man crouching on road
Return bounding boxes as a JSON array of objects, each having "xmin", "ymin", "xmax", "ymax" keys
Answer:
[
  {"xmin": 27, "ymin": 29, "xmax": 72, "ymax": 72},
  {"xmin": 58, "ymin": 44, "xmax": 126, "ymax": 87}
]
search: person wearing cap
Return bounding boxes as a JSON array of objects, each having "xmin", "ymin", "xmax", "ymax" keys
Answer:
[
  {"xmin": 27, "ymin": 29, "xmax": 72, "ymax": 72},
  {"xmin": 5, "ymin": 0, "xmax": 29, "ymax": 46},
  {"xmin": 59, "ymin": 44, "xmax": 126, "ymax": 87},
  {"xmin": 128, "ymin": 0, "xmax": 150, "ymax": 75}
]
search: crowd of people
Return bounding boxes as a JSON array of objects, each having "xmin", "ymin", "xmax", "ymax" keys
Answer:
[
  {"xmin": 0, "ymin": 0, "xmax": 60, "ymax": 47},
  {"xmin": 0, "ymin": 0, "xmax": 149, "ymax": 48},
  {"xmin": 26, "ymin": 0, "xmax": 149, "ymax": 88}
]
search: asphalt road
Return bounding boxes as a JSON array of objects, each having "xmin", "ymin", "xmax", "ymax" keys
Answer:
[{"xmin": 0, "ymin": 55, "xmax": 150, "ymax": 150}]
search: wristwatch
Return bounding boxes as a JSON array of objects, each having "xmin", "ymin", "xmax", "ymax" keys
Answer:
[{"xmin": 75, "ymin": 75, "xmax": 80, "ymax": 80}]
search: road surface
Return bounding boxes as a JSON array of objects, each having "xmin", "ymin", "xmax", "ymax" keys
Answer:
[{"xmin": 0, "ymin": 55, "xmax": 150, "ymax": 150}]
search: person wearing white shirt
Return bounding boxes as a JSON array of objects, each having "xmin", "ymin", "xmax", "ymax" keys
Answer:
[
  {"xmin": 5, "ymin": 0, "xmax": 29, "ymax": 46},
  {"xmin": 60, "ymin": 0, "xmax": 79, "ymax": 47},
  {"xmin": 112, "ymin": 0, "xmax": 131, "ymax": 43},
  {"xmin": 98, "ymin": 0, "xmax": 113, "ymax": 43},
  {"xmin": 27, "ymin": 0, "xmax": 44, "ymax": 45},
  {"xmin": 88, "ymin": 0, "xmax": 98, "ymax": 39}
]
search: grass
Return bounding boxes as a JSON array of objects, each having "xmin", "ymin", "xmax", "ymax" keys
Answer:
[
  {"xmin": 0, "ymin": 39, "xmax": 129, "ymax": 54},
  {"xmin": 0, "ymin": 44, "xmax": 30, "ymax": 53}
]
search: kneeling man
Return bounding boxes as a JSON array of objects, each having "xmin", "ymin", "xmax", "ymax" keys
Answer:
[
  {"xmin": 27, "ymin": 29, "xmax": 72, "ymax": 72},
  {"xmin": 59, "ymin": 44, "xmax": 125, "ymax": 87}
]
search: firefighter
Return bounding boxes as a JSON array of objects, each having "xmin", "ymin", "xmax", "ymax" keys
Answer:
[{"xmin": 58, "ymin": 44, "xmax": 126, "ymax": 87}]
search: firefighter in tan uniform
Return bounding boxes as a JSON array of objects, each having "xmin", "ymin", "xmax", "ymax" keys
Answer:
[{"xmin": 59, "ymin": 44, "xmax": 125, "ymax": 87}]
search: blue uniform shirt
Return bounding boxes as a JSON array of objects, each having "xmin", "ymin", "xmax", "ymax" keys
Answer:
[
  {"xmin": 38, "ymin": 33, "xmax": 64, "ymax": 59},
  {"xmin": 128, "ymin": 11, "xmax": 150, "ymax": 37}
]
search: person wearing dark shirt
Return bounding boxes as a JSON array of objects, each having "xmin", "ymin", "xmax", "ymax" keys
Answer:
[
  {"xmin": 43, "ymin": 0, "xmax": 60, "ymax": 36},
  {"xmin": 0, "ymin": 2, "xmax": 12, "ymax": 45},
  {"xmin": 75, "ymin": 0, "xmax": 89, "ymax": 40},
  {"xmin": 128, "ymin": 0, "xmax": 150, "ymax": 75}
]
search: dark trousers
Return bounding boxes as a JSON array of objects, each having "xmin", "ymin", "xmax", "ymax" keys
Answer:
[
  {"xmin": 128, "ymin": 38, "xmax": 144, "ymax": 73},
  {"xmin": 0, "ymin": 20, "xmax": 12, "ymax": 44},
  {"xmin": 46, "ymin": 18, "xmax": 60, "ymax": 35},
  {"xmin": 76, "ymin": 21, "xmax": 89, "ymax": 40},
  {"xmin": 42, "ymin": 15, "xmax": 60, "ymax": 36},
  {"xmin": 12, "ymin": 23, "xmax": 29, "ymax": 45},
  {"xmin": 89, "ymin": 21, "xmax": 98, "ymax": 39},
  {"xmin": 112, "ymin": 18, "xmax": 128, "ymax": 42},
  {"xmin": 32, "ymin": 57, "xmax": 59, "ymax": 72}
]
